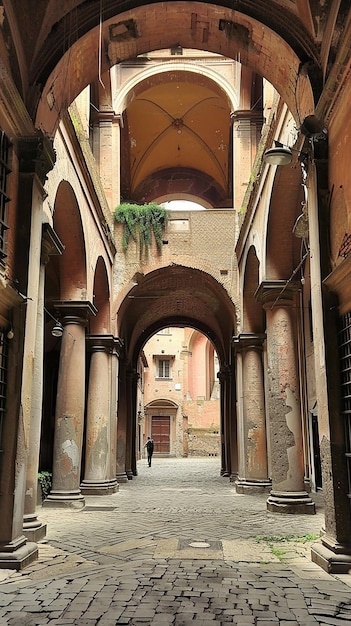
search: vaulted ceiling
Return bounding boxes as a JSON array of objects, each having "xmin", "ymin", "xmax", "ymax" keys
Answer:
[
  {"xmin": 120, "ymin": 69, "xmax": 233, "ymax": 206},
  {"xmin": 2, "ymin": 1, "xmax": 349, "ymax": 138}
]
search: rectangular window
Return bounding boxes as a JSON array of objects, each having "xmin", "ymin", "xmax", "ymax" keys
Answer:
[
  {"xmin": 157, "ymin": 359, "xmax": 171, "ymax": 379},
  {"xmin": 0, "ymin": 130, "xmax": 10, "ymax": 265}
]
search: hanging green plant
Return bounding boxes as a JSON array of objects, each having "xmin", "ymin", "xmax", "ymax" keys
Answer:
[
  {"xmin": 114, "ymin": 202, "xmax": 168, "ymax": 255},
  {"xmin": 37, "ymin": 471, "xmax": 52, "ymax": 499}
]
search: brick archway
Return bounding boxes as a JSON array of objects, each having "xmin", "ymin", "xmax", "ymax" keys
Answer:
[{"xmin": 32, "ymin": 2, "xmax": 317, "ymax": 136}]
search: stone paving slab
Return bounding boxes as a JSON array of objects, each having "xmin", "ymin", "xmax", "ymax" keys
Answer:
[{"xmin": 1, "ymin": 458, "xmax": 351, "ymax": 625}]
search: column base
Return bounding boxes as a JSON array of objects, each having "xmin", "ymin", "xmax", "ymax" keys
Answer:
[
  {"xmin": 267, "ymin": 490, "xmax": 316, "ymax": 514},
  {"xmin": 116, "ymin": 472, "xmax": 128, "ymax": 483},
  {"xmin": 80, "ymin": 478, "xmax": 119, "ymax": 495},
  {"xmin": 311, "ymin": 536, "xmax": 351, "ymax": 573},
  {"xmin": 0, "ymin": 536, "xmax": 38, "ymax": 570},
  {"xmin": 126, "ymin": 469, "xmax": 133, "ymax": 480},
  {"xmin": 236, "ymin": 478, "xmax": 272, "ymax": 494},
  {"xmin": 23, "ymin": 513, "xmax": 47, "ymax": 542},
  {"xmin": 43, "ymin": 489, "xmax": 85, "ymax": 509}
]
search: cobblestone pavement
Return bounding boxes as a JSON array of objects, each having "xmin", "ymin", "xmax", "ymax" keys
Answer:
[{"xmin": 1, "ymin": 457, "xmax": 351, "ymax": 625}]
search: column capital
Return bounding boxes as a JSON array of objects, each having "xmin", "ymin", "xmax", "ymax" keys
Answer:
[
  {"xmin": 86, "ymin": 334, "xmax": 123, "ymax": 354},
  {"xmin": 14, "ymin": 133, "xmax": 56, "ymax": 186},
  {"xmin": 232, "ymin": 332, "xmax": 266, "ymax": 352},
  {"xmin": 53, "ymin": 300, "xmax": 97, "ymax": 322},
  {"xmin": 230, "ymin": 109, "xmax": 265, "ymax": 124},
  {"xmin": 97, "ymin": 110, "xmax": 122, "ymax": 124},
  {"xmin": 41, "ymin": 223, "xmax": 64, "ymax": 265},
  {"xmin": 255, "ymin": 280, "xmax": 300, "ymax": 307}
]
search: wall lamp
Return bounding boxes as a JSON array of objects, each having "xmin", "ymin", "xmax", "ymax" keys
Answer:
[
  {"xmin": 263, "ymin": 141, "xmax": 308, "ymax": 166},
  {"xmin": 44, "ymin": 307, "xmax": 64, "ymax": 338}
]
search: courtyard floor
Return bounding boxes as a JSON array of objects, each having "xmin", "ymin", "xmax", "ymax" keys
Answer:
[{"xmin": 1, "ymin": 457, "xmax": 351, "ymax": 625}]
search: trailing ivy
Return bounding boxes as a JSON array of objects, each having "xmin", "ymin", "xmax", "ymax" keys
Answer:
[{"xmin": 114, "ymin": 202, "xmax": 168, "ymax": 255}]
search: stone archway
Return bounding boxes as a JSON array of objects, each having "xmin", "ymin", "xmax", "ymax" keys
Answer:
[
  {"xmin": 32, "ymin": 2, "xmax": 317, "ymax": 136},
  {"xmin": 116, "ymin": 264, "xmax": 237, "ymax": 480}
]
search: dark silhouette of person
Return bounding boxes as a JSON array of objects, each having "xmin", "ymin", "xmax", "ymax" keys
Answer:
[{"xmin": 145, "ymin": 436, "xmax": 154, "ymax": 467}]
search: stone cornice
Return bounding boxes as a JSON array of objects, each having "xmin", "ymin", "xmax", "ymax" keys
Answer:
[
  {"xmin": 14, "ymin": 134, "xmax": 56, "ymax": 187},
  {"xmin": 231, "ymin": 109, "xmax": 265, "ymax": 124},
  {"xmin": 255, "ymin": 280, "xmax": 300, "ymax": 307},
  {"xmin": 86, "ymin": 334, "xmax": 120, "ymax": 352},
  {"xmin": 54, "ymin": 300, "xmax": 97, "ymax": 320},
  {"xmin": 232, "ymin": 332, "xmax": 266, "ymax": 352}
]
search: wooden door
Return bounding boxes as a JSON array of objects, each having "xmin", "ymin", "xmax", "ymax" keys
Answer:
[{"xmin": 152, "ymin": 416, "xmax": 170, "ymax": 453}]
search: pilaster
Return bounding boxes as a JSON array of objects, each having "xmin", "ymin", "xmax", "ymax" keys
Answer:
[
  {"xmin": 231, "ymin": 109, "xmax": 264, "ymax": 211},
  {"xmin": 308, "ymin": 158, "xmax": 351, "ymax": 571},
  {"xmin": 0, "ymin": 134, "xmax": 55, "ymax": 569},
  {"xmin": 23, "ymin": 224, "xmax": 63, "ymax": 541},
  {"xmin": 97, "ymin": 110, "xmax": 121, "ymax": 210}
]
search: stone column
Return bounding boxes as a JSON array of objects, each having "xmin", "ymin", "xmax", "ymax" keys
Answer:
[
  {"xmin": 109, "ymin": 338, "xmax": 123, "ymax": 486},
  {"xmin": 44, "ymin": 302, "xmax": 95, "ymax": 508},
  {"xmin": 0, "ymin": 134, "xmax": 55, "ymax": 569},
  {"xmin": 116, "ymin": 360, "xmax": 128, "ymax": 483},
  {"xmin": 218, "ymin": 366, "xmax": 232, "ymax": 477},
  {"xmin": 81, "ymin": 335, "xmax": 118, "ymax": 495},
  {"xmin": 131, "ymin": 370, "xmax": 139, "ymax": 477},
  {"xmin": 229, "ymin": 355, "xmax": 239, "ymax": 483},
  {"xmin": 23, "ymin": 225, "xmax": 63, "ymax": 540},
  {"xmin": 233, "ymin": 334, "xmax": 271, "ymax": 493},
  {"xmin": 125, "ymin": 369, "xmax": 138, "ymax": 479},
  {"xmin": 258, "ymin": 282, "xmax": 315, "ymax": 513}
]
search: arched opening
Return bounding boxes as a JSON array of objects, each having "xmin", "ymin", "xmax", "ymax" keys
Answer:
[
  {"xmin": 139, "ymin": 327, "xmax": 221, "ymax": 462},
  {"xmin": 33, "ymin": 3, "xmax": 317, "ymax": 137},
  {"xmin": 116, "ymin": 264, "xmax": 237, "ymax": 480}
]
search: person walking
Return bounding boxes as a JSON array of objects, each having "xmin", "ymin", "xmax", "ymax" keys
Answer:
[{"xmin": 144, "ymin": 436, "xmax": 154, "ymax": 467}]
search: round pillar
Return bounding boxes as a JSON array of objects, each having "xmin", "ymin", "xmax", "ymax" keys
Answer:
[
  {"xmin": 81, "ymin": 336, "xmax": 118, "ymax": 495},
  {"xmin": 218, "ymin": 366, "xmax": 233, "ymax": 478},
  {"xmin": 260, "ymin": 283, "xmax": 315, "ymax": 513},
  {"xmin": 45, "ymin": 312, "xmax": 88, "ymax": 508},
  {"xmin": 116, "ymin": 361, "xmax": 128, "ymax": 483},
  {"xmin": 233, "ymin": 334, "xmax": 271, "ymax": 493}
]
